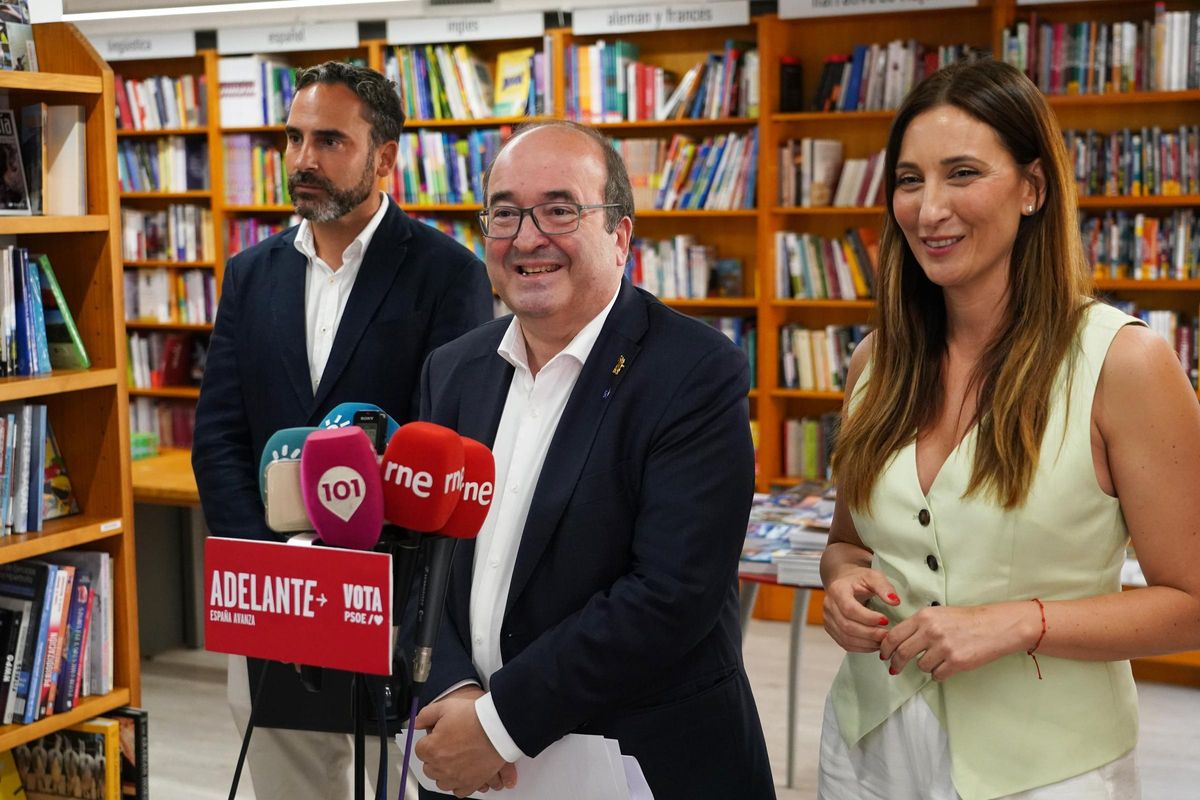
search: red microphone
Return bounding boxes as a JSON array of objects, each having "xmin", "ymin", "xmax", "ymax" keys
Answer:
[
  {"xmin": 380, "ymin": 422, "xmax": 465, "ymax": 531},
  {"xmin": 299, "ymin": 427, "xmax": 385, "ymax": 551},
  {"xmin": 412, "ymin": 436, "xmax": 495, "ymax": 687}
]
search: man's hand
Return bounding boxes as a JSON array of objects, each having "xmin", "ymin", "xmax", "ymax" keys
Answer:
[{"xmin": 415, "ymin": 686, "xmax": 517, "ymax": 797}]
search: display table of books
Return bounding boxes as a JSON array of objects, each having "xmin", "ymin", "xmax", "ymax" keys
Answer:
[{"xmin": 739, "ymin": 482, "xmax": 832, "ymax": 790}]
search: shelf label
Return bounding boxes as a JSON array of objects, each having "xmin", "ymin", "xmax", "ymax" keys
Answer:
[
  {"xmin": 100, "ymin": 519, "xmax": 123, "ymax": 533},
  {"xmin": 386, "ymin": 13, "xmax": 544, "ymax": 45},
  {"xmin": 89, "ymin": 30, "xmax": 196, "ymax": 62},
  {"xmin": 780, "ymin": 0, "xmax": 976, "ymax": 19},
  {"xmin": 217, "ymin": 21, "xmax": 359, "ymax": 55},
  {"xmin": 573, "ymin": 1, "xmax": 749, "ymax": 35}
]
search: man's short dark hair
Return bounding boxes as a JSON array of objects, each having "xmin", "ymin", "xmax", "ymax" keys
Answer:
[
  {"xmin": 481, "ymin": 120, "xmax": 635, "ymax": 233},
  {"xmin": 294, "ymin": 61, "xmax": 405, "ymax": 146}
]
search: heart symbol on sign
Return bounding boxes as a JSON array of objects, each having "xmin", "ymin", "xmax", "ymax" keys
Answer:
[
  {"xmin": 371, "ymin": 614, "xmax": 383, "ymax": 625},
  {"xmin": 317, "ymin": 466, "xmax": 365, "ymax": 522}
]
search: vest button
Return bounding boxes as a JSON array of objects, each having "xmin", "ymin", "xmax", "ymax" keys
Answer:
[
  {"xmin": 926, "ymin": 554, "xmax": 939, "ymax": 571},
  {"xmin": 918, "ymin": 509, "xmax": 931, "ymax": 526},
  {"xmin": 930, "ymin": 600, "xmax": 941, "ymax": 606}
]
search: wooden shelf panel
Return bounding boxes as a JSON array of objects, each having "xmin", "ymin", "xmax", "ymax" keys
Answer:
[
  {"xmin": 124, "ymin": 260, "xmax": 215, "ymax": 269},
  {"xmin": 132, "ymin": 448, "xmax": 198, "ymax": 506},
  {"xmin": 124, "ymin": 321, "xmax": 213, "ymax": 332},
  {"xmin": 662, "ymin": 297, "xmax": 758, "ymax": 310},
  {"xmin": 117, "ymin": 127, "xmax": 207, "ymax": 137},
  {"xmin": 594, "ymin": 117, "xmax": 758, "ymax": 131},
  {"xmin": 1131, "ymin": 652, "xmax": 1200, "ymax": 687},
  {"xmin": 1095, "ymin": 280, "xmax": 1200, "ymax": 291},
  {"xmin": 0, "ymin": 216, "xmax": 108, "ymax": 234},
  {"xmin": 0, "ymin": 514, "xmax": 126, "ymax": 567},
  {"xmin": 405, "ymin": 116, "xmax": 544, "ymax": 129},
  {"xmin": 120, "ymin": 191, "xmax": 212, "ymax": 200},
  {"xmin": 222, "ymin": 124, "xmax": 286, "ymax": 134},
  {"xmin": 774, "ymin": 206, "xmax": 885, "ymax": 216},
  {"xmin": 223, "ymin": 204, "xmax": 294, "ymax": 214},
  {"xmin": 129, "ymin": 386, "xmax": 201, "ymax": 399},
  {"xmin": 1048, "ymin": 90, "xmax": 1200, "ymax": 108},
  {"xmin": 773, "ymin": 389, "xmax": 845, "ymax": 401},
  {"xmin": 771, "ymin": 110, "xmax": 895, "ymax": 124},
  {"xmin": 0, "ymin": 369, "xmax": 119, "ymax": 403},
  {"xmin": 638, "ymin": 209, "xmax": 757, "ymax": 218},
  {"xmin": 0, "ymin": 688, "xmax": 132, "ymax": 751},
  {"xmin": 401, "ymin": 203, "xmax": 482, "ymax": 213},
  {"xmin": 773, "ymin": 299, "xmax": 875, "ymax": 309},
  {"xmin": 1078, "ymin": 196, "xmax": 1200, "ymax": 210},
  {"xmin": 0, "ymin": 71, "xmax": 101, "ymax": 95}
]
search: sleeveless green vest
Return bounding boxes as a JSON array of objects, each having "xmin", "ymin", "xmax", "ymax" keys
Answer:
[{"xmin": 831, "ymin": 302, "xmax": 1141, "ymax": 800}]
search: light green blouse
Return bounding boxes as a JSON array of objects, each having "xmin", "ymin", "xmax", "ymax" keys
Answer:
[{"xmin": 831, "ymin": 302, "xmax": 1142, "ymax": 800}]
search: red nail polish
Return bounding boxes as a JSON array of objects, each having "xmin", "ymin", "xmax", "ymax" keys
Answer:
[
  {"xmin": 888, "ymin": 666, "xmax": 898, "ymax": 676},
  {"xmin": 888, "ymin": 593, "xmax": 900, "ymax": 603},
  {"xmin": 878, "ymin": 616, "xmax": 889, "ymax": 626},
  {"xmin": 879, "ymin": 652, "xmax": 887, "ymax": 661}
]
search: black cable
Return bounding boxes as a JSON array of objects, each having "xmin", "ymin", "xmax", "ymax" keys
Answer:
[{"xmin": 228, "ymin": 659, "xmax": 271, "ymax": 800}]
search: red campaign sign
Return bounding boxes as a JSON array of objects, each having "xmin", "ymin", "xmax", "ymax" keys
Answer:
[{"xmin": 204, "ymin": 537, "xmax": 393, "ymax": 675}]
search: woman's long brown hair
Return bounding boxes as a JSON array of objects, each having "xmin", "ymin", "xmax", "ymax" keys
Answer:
[{"xmin": 834, "ymin": 58, "xmax": 1093, "ymax": 511}]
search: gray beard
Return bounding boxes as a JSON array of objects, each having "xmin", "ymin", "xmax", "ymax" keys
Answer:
[{"xmin": 289, "ymin": 154, "xmax": 377, "ymax": 223}]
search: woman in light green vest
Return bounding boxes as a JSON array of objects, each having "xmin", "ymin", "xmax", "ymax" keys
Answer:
[{"xmin": 817, "ymin": 57, "xmax": 1200, "ymax": 800}]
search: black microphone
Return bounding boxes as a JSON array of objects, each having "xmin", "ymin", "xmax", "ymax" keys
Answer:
[{"xmin": 412, "ymin": 436, "xmax": 494, "ymax": 689}]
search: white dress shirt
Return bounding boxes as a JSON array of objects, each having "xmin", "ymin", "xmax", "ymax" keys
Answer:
[
  {"xmin": 468, "ymin": 287, "xmax": 620, "ymax": 763},
  {"xmin": 294, "ymin": 192, "xmax": 390, "ymax": 392}
]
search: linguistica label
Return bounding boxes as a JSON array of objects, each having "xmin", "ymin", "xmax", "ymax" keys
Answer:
[
  {"xmin": 780, "ymin": 0, "xmax": 977, "ymax": 19},
  {"xmin": 217, "ymin": 21, "xmax": 359, "ymax": 55},
  {"xmin": 572, "ymin": 1, "xmax": 750, "ymax": 35},
  {"xmin": 386, "ymin": 13, "xmax": 544, "ymax": 45},
  {"xmin": 89, "ymin": 30, "xmax": 196, "ymax": 62}
]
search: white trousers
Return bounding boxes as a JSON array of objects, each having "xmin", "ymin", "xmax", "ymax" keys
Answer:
[
  {"xmin": 818, "ymin": 692, "xmax": 1140, "ymax": 800},
  {"xmin": 227, "ymin": 655, "xmax": 419, "ymax": 800}
]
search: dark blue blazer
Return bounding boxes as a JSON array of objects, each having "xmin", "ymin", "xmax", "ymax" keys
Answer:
[
  {"xmin": 418, "ymin": 280, "xmax": 775, "ymax": 800},
  {"xmin": 193, "ymin": 198, "xmax": 493, "ymax": 729}
]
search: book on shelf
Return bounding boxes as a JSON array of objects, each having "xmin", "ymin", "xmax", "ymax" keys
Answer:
[
  {"xmin": 0, "ymin": 2, "xmax": 34, "ymax": 73},
  {"xmin": 17, "ymin": 104, "xmax": 43, "ymax": 214},
  {"xmin": 0, "ymin": 593, "xmax": 31, "ymax": 724},
  {"xmin": 15, "ymin": 716, "xmax": 120, "ymax": 800},
  {"xmin": 775, "ymin": 230, "xmax": 877, "ymax": 301},
  {"xmin": 44, "ymin": 106, "xmax": 86, "ymax": 216},
  {"xmin": 218, "ymin": 54, "xmax": 295, "ymax": 127},
  {"xmin": 115, "ymin": 72, "xmax": 208, "ymax": 131},
  {"xmin": 35, "ymin": 254, "xmax": 90, "ymax": 371},
  {"xmin": 130, "ymin": 395, "xmax": 198, "ymax": 450},
  {"xmin": 0, "ymin": 559, "xmax": 55, "ymax": 724},
  {"xmin": 0, "ymin": 109, "xmax": 30, "ymax": 215},
  {"xmin": 41, "ymin": 550, "xmax": 112, "ymax": 699},
  {"xmin": 41, "ymin": 422, "xmax": 80, "ymax": 523},
  {"xmin": 493, "ymin": 47, "xmax": 536, "ymax": 117},
  {"xmin": 123, "ymin": 268, "xmax": 216, "ymax": 325},
  {"xmin": 107, "ymin": 707, "xmax": 148, "ymax": 800},
  {"xmin": 779, "ymin": 324, "xmax": 870, "ymax": 392}
]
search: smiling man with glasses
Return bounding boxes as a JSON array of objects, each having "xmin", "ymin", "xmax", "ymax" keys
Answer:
[{"xmin": 410, "ymin": 120, "xmax": 775, "ymax": 800}]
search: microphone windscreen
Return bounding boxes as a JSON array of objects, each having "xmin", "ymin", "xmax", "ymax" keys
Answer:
[
  {"xmin": 299, "ymin": 427, "xmax": 384, "ymax": 551},
  {"xmin": 319, "ymin": 401, "xmax": 400, "ymax": 440},
  {"xmin": 380, "ymin": 422, "xmax": 464, "ymax": 532},
  {"xmin": 438, "ymin": 437, "xmax": 494, "ymax": 540},
  {"xmin": 263, "ymin": 460, "xmax": 311, "ymax": 533},
  {"xmin": 258, "ymin": 426, "xmax": 320, "ymax": 502}
]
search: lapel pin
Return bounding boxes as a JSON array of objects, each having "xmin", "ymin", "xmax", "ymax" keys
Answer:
[{"xmin": 612, "ymin": 355, "xmax": 626, "ymax": 376}]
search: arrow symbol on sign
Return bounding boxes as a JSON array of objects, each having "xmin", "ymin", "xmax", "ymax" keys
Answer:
[{"xmin": 317, "ymin": 594, "xmax": 327, "ymax": 606}]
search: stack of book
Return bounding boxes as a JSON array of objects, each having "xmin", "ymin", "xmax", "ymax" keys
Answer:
[
  {"xmin": 741, "ymin": 481, "xmax": 834, "ymax": 586},
  {"xmin": 116, "ymin": 72, "xmax": 208, "ymax": 130}
]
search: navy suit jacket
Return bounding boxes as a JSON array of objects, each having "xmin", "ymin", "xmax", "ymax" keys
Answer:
[
  {"xmin": 418, "ymin": 281, "xmax": 775, "ymax": 800},
  {"xmin": 192, "ymin": 198, "xmax": 493, "ymax": 729}
]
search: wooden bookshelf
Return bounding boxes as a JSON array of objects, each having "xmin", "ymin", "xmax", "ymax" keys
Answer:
[{"xmin": 0, "ymin": 22, "xmax": 142, "ymax": 749}]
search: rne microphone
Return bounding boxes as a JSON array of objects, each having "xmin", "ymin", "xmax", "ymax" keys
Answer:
[
  {"xmin": 412, "ymin": 436, "xmax": 494, "ymax": 687},
  {"xmin": 379, "ymin": 422, "xmax": 465, "ymax": 532},
  {"xmin": 299, "ymin": 427, "xmax": 385, "ymax": 552},
  {"xmin": 259, "ymin": 427, "xmax": 319, "ymax": 533}
]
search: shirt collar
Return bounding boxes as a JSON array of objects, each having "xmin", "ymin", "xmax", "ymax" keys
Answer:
[
  {"xmin": 498, "ymin": 284, "xmax": 622, "ymax": 374},
  {"xmin": 293, "ymin": 191, "xmax": 391, "ymax": 265}
]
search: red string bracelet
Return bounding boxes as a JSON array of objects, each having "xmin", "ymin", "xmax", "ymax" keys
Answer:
[{"xmin": 1027, "ymin": 598, "xmax": 1047, "ymax": 680}]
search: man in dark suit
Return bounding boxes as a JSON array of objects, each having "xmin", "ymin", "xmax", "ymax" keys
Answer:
[
  {"xmin": 412, "ymin": 121, "xmax": 775, "ymax": 799},
  {"xmin": 192, "ymin": 61, "xmax": 492, "ymax": 799}
]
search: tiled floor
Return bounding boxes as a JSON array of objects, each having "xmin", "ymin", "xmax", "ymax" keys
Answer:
[{"xmin": 141, "ymin": 620, "xmax": 1200, "ymax": 799}]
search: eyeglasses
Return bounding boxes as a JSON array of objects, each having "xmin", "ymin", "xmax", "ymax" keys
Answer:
[{"xmin": 477, "ymin": 202, "xmax": 621, "ymax": 239}]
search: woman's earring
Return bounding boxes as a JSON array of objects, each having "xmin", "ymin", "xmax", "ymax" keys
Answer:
[{"xmin": 1025, "ymin": 204, "xmax": 1035, "ymax": 214}]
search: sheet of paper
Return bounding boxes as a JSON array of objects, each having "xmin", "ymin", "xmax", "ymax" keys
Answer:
[
  {"xmin": 623, "ymin": 755, "xmax": 654, "ymax": 800},
  {"xmin": 397, "ymin": 729, "xmax": 653, "ymax": 800}
]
